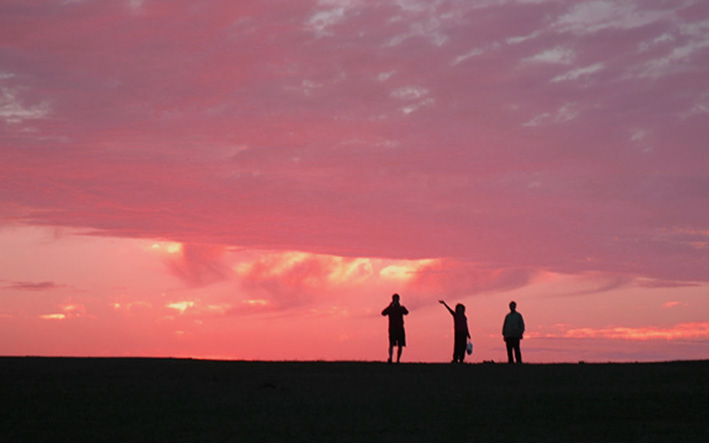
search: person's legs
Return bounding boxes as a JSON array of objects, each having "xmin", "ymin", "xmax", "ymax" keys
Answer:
[
  {"xmin": 396, "ymin": 329, "xmax": 406, "ymax": 363},
  {"xmin": 388, "ymin": 344, "xmax": 393, "ymax": 363},
  {"xmin": 514, "ymin": 340, "xmax": 522, "ymax": 364},
  {"xmin": 454, "ymin": 333, "xmax": 466, "ymax": 363},
  {"xmin": 505, "ymin": 338, "xmax": 514, "ymax": 363}
]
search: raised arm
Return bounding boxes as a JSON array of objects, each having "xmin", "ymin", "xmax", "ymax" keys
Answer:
[{"xmin": 439, "ymin": 300, "xmax": 454, "ymax": 316}]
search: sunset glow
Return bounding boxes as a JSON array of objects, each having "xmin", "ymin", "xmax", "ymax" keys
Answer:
[{"xmin": 1, "ymin": 0, "xmax": 708, "ymax": 362}]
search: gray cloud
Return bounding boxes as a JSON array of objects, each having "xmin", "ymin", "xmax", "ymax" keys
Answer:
[{"xmin": 3, "ymin": 281, "xmax": 64, "ymax": 291}]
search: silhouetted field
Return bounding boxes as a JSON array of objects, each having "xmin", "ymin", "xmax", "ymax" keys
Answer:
[{"xmin": 1, "ymin": 357, "xmax": 707, "ymax": 442}]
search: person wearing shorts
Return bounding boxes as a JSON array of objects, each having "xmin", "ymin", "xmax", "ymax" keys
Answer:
[{"xmin": 382, "ymin": 293, "xmax": 408, "ymax": 363}]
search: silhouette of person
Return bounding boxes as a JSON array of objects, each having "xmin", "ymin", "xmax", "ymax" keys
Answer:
[
  {"xmin": 439, "ymin": 300, "xmax": 470, "ymax": 363},
  {"xmin": 502, "ymin": 301, "xmax": 525, "ymax": 364},
  {"xmin": 382, "ymin": 293, "xmax": 408, "ymax": 363}
]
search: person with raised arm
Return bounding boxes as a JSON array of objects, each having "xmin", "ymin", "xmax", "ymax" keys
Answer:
[{"xmin": 439, "ymin": 300, "xmax": 471, "ymax": 363}]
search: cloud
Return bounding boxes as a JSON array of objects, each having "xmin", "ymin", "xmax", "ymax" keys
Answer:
[
  {"xmin": 165, "ymin": 244, "xmax": 230, "ymax": 288},
  {"xmin": 452, "ymin": 42, "xmax": 501, "ymax": 65},
  {"xmin": 401, "ymin": 97, "xmax": 435, "ymax": 114},
  {"xmin": 554, "ymin": 1, "xmax": 667, "ymax": 35},
  {"xmin": 635, "ymin": 279, "xmax": 701, "ymax": 289},
  {"xmin": 524, "ymin": 46, "xmax": 575, "ymax": 64},
  {"xmin": 551, "ymin": 62, "xmax": 605, "ymax": 82},
  {"xmin": 452, "ymin": 48, "xmax": 485, "ymax": 65},
  {"xmin": 110, "ymin": 300, "xmax": 153, "ymax": 314},
  {"xmin": 0, "ymin": 86, "xmax": 50, "ymax": 123},
  {"xmin": 384, "ymin": 0, "xmax": 473, "ymax": 47},
  {"xmin": 390, "ymin": 85, "xmax": 429, "ymax": 100},
  {"xmin": 557, "ymin": 322, "xmax": 709, "ymax": 341},
  {"xmin": 558, "ymin": 273, "xmax": 635, "ymax": 297},
  {"xmin": 306, "ymin": 0, "xmax": 364, "ymax": 37},
  {"xmin": 638, "ymin": 32, "xmax": 675, "ymax": 52},
  {"xmin": 523, "ymin": 102, "xmax": 580, "ymax": 126},
  {"xmin": 638, "ymin": 20, "xmax": 709, "ymax": 78},
  {"xmin": 377, "ymin": 71, "xmax": 396, "ymax": 82},
  {"xmin": 38, "ymin": 304, "xmax": 87, "ymax": 320},
  {"xmin": 3, "ymin": 281, "xmax": 64, "ymax": 291},
  {"xmin": 308, "ymin": 7, "xmax": 348, "ymax": 37},
  {"xmin": 39, "ymin": 313, "xmax": 66, "ymax": 320},
  {"xmin": 235, "ymin": 251, "xmax": 376, "ymax": 308},
  {"xmin": 506, "ymin": 31, "xmax": 542, "ymax": 45},
  {"xmin": 405, "ymin": 260, "xmax": 537, "ymax": 298},
  {"xmin": 681, "ymin": 92, "xmax": 709, "ymax": 119},
  {"xmin": 230, "ymin": 250, "xmax": 453, "ymax": 311},
  {"xmin": 523, "ymin": 112, "xmax": 552, "ymax": 127},
  {"xmin": 166, "ymin": 301, "xmax": 195, "ymax": 314},
  {"xmin": 2, "ymin": 0, "xmax": 708, "ymax": 288}
]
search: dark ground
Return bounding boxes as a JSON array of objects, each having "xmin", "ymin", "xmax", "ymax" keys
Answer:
[{"xmin": 1, "ymin": 357, "xmax": 707, "ymax": 442}]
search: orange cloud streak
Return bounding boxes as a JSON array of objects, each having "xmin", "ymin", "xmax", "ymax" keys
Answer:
[{"xmin": 562, "ymin": 322, "xmax": 709, "ymax": 341}]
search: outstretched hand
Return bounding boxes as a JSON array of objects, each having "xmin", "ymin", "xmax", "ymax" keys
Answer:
[{"xmin": 439, "ymin": 300, "xmax": 446, "ymax": 304}]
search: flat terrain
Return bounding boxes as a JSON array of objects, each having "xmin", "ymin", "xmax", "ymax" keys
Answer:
[{"xmin": 1, "ymin": 358, "xmax": 707, "ymax": 442}]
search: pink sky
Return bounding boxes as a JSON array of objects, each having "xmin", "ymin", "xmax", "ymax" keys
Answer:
[{"xmin": 1, "ymin": 0, "xmax": 708, "ymax": 362}]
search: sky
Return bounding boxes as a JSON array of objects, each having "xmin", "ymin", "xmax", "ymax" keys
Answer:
[{"xmin": 1, "ymin": 0, "xmax": 708, "ymax": 363}]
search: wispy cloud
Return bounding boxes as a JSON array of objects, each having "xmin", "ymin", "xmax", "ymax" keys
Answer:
[
  {"xmin": 551, "ymin": 62, "xmax": 605, "ymax": 82},
  {"xmin": 38, "ymin": 304, "xmax": 87, "ymax": 321},
  {"xmin": 3, "ymin": 281, "xmax": 64, "ymax": 291},
  {"xmin": 405, "ymin": 260, "xmax": 537, "ymax": 299},
  {"xmin": 523, "ymin": 103, "xmax": 581, "ymax": 126},
  {"xmin": 524, "ymin": 46, "xmax": 575, "ymax": 64},
  {"xmin": 557, "ymin": 322, "xmax": 709, "ymax": 341},
  {"xmin": 0, "ymin": 86, "xmax": 50, "ymax": 124},
  {"xmin": 554, "ymin": 1, "xmax": 668, "ymax": 35},
  {"xmin": 307, "ymin": 5, "xmax": 349, "ymax": 37}
]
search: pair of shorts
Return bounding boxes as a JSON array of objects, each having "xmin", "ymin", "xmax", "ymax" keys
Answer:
[{"xmin": 389, "ymin": 328, "xmax": 406, "ymax": 347}]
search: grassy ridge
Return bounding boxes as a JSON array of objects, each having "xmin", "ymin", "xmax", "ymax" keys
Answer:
[{"xmin": 1, "ymin": 358, "xmax": 708, "ymax": 442}]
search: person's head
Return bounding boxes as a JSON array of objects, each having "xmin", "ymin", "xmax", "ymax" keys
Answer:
[
  {"xmin": 509, "ymin": 301, "xmax": 517, "ymax": 312},
  {"xmin": 455, "ymin": 303, "xmax": 465, "ymax": 314},
  {"xmin": 392, "ymin": 293, "xmax": 400, "ymax": 305}
]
